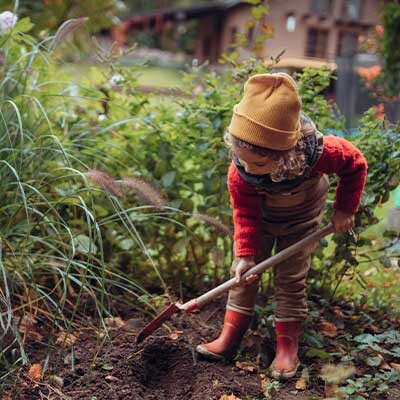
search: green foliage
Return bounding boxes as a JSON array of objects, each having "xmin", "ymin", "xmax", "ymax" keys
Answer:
[
  {"xmin": 0, "ymin": 14, "xmax": 159, "ymax": 381},
  {"xmin": 0, "ymin": 0, "xmax": 125, "ymax": 34},
  {"xmin": 296, "ymin": 68, "xmax": 345, "ymax": 132},
  {"xmin": 380, "ymin": 0, "xmax": 400, "ymax": 98}
]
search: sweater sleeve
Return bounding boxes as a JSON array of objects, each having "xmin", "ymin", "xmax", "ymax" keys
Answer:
[
  {"xmin": 313, "ymin": 135, "xmax": 367, "ymax": 214},
  {"xmin": 227, "ymin": 162, "xmax": 263, "ymax": 257}
]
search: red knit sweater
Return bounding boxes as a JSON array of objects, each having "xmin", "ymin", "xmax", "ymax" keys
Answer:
[{"xmin": 228, "ymin": 135, "xmax": 368, "ymax": 257}]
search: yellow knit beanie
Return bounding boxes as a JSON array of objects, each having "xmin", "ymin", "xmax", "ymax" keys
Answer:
[{"xmin": 228, "ymin": 73, "xmax": 302, "ymax": 150}]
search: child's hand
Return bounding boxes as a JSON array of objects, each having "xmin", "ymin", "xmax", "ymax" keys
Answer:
[
  {"xmin": 231, "ymin": 256, "xmax": 258, "ymax": 286},
  {"xmin": 332, "ymin": 209, "xmax": 355, "ymax": 233}
]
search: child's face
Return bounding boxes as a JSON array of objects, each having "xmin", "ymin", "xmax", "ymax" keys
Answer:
[{"xmin": 233, "ymin": 144, "xmax": 279, "ymax": 175}]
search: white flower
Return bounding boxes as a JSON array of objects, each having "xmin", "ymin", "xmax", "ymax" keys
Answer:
[
  {"xmin": 0, "ymin": 11, "xmax": 18, "ymax": 33},
  {"xmin": 98, "ymin": 114, "xmax": 107, "ymax": 122},
  {"xmin": 110, "ymin": 74, "xmax": 124, "ymax": 86}
]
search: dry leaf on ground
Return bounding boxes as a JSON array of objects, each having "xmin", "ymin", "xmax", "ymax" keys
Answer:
[
  {"xmin": 219, "ymin": 395, "xmax": 241, "ymax": 400},
  {"xmin": 391, "ymin": 362, "xmax": 400, "ymax": 371},
  {"xmin": 104, "ymin": 317, "xmax": 125, "ymax": 329},
  {"xmin": 56, "ymin": 331, "xmax": 77, "ymax": 347},
  {"xmin": 48, "ymin": 375, "xmax": 64, "ymax": 388},
  {"xmin": 28, "ymin": 364, "xmax": 42, "ymax": 381},
  {"xmin": 260, "ymin": 373, "xmax": 272, "ymax": 398},
  {"xmin": 105, "ymin": 375, "xmax": 119, "ymax": 382},
  {"xmin": 316, "ymin": 321, "xmax": 338, "ymax": 337},
  {"xmin": 235, "ymin": 360, "xmax": 257, "ymax": 373},
  {"xmin": 320, "ymin": 363, "xmax": 356, "ymax": 384},
  {"xmin": 169, "ymin": 331, "xmax": 183, "ymax": 340},
  {"xmin": 19, "ymin": 314, "xmax": 43, "ymax": 341},
  {"xmin": 325, "ymin": 383, "xmax": 339, "ymax": 397},
  {"xmin": 377, "ymin": 354, "xmax": 391, "ymax": 370},
  {"xmin": 295, "ymin": 377, "xmax": 307, "ymax": 390}
]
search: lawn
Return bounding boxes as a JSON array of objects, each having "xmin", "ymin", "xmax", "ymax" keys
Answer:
[{"xmin": 59, "ymin": 63, "xmax": 184, "ymax": 88}]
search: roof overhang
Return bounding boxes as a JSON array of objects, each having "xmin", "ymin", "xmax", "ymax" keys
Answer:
[{"xmin": 268, "ymin": 56, "xmax": 337, "ymax": 71}]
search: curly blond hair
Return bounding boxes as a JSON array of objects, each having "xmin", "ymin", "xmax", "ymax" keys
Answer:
[{"xmin": 224, "ymin": 131, "xmax": 307, "ymax": 182}]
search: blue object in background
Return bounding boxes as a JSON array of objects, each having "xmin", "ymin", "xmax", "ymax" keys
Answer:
[
  {"xmin": 325, "ymin": 129, "xmax": 361, "ymax": 138},
  {"xmin": 394, "ymin": 186, "xmax": 400, "ymax": 209}
]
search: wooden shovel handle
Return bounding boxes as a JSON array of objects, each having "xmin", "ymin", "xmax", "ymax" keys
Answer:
[{"xmin": 185, "ymin": 223, "xmax": 334, "ymax": 310}]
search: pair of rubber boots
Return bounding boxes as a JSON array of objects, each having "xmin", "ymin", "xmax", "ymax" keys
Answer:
[{"xmin": 196, "ymin": 309, "xmax": 301, "ymax": 379}]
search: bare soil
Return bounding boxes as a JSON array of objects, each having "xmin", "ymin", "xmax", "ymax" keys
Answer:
[{"xmin": 3, "ymin": 297, "xmax": 400, "ymax": 400}]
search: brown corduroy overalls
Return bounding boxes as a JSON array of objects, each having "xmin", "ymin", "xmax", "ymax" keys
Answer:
[{"xmin": 227, "ymin": 117, "xmax": 329, "ymax": 321}]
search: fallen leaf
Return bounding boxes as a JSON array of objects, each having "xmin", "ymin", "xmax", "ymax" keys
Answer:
[
  {"xmin": 295, "ymin": 368, "xmax": 309, "ymax": 390},
  {"xmin": 219, "ymin": 395, "xmax": 241, "ymax": 400},
  {"xmin": 28, "ymin": 364, "xmax": 42, "ymax": 381},
  {"xmin": 19, "ymin": 314, "xmax": 38, "ymax": 332},
  {"xmin": 378, "ymin": 354, "xmax": 391, "ymax": 370},
  {"xmin": 96, "ymin": 329, "xmax": 106, "ymax": 339},
  {"xmin": 381, "ymin": 282, "xmax": 393, "ymax": 288},
  {"xmin": 56, "ymin": 331, "xmax": 77, "ymax": 347},
  {"xmin": 391, "ymin": 362, "xmax": 400, "ymax": 371},
  {"xmin": 316, "ymin": 321, "xmax": 338, "ymax": 338},
  {"xmin": 331, "ymin": 306, "xmax": 349, "ymax": 319},
  {"xmin": 104, "ymin": 317, "xmax": 125, "ymax": 329},
  {"xmin": 105, "ymin": 375, "xmax": 119, "ymax": 382},
  {"xmin": 48, "ymin": 375, "xmax": 64, "ymax": 388},
  {"xmin": 325, "ymin": 383, "xmax": 338, "ymax": 397},
  {"xmin": 259, "ymin": 373, "xmax": 276, "ymax": 398},
  {"xmin": 365, "ymin": 324, "xmax": 383, "ymax": 334},
  {"xmin": 19, "ymin": 314, "xmax": 43, "ymax": 341},
  {"xmin": 213, "ymin": 379, "xmax": 223, "ymax": 389},
  {"xmin": 235, "ymin": 360, "xmax": 257, "ymax": 373},
  {"xmin": 295, "ymin": 377, "xmax": 307, "ymax": 390},
  {"xmin": 320, "ymin": 363, "xmax": 356, "ymax": 384},
  {"xmin": 169, "ymin": 333, "xmax": 180, "ymax": 340}
]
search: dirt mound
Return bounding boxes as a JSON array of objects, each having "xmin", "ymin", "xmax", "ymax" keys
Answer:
[{"xmin": 7, "ymin": 304, "xmax": 269, "ymax": 399}]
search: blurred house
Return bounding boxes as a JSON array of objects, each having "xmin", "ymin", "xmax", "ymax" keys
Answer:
[
  {"xmin": 114, "ymin": 0, "xmax": 380, "ymax": 70},
  {"xmin": 114, "ymin": 0, "xmax": 383, "ymax": 125}
]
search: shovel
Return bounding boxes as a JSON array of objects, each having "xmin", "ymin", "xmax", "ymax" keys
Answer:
[{"xmin": 136, "ymin": 223, "xmax": 334, "ymax": 344}]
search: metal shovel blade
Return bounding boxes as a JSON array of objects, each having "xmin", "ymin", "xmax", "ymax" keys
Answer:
[{"xmin": 136, "ymin": 303, "xmax": 181, "ymax": 344}]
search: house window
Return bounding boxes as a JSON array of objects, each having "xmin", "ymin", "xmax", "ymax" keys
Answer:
[
  {"xmin": 286, "ymin": 13, "xmax": 296, "ymax": 32},
  {"xmin": 247, "ymin": 25, "xmax": 255, "ymax": 45},
  {"xmin": 203, "ymin": 35, "xmax": 212, "ymax": 59},
  {"xmin": 310, "ymin": 0, "xmax": 332, "ymax": 15},
  {"xmin": 342, "ymin": 0, "xmax": 361, "ymax": 19},
  {"xmin": 229, "ymin": 26, "xmax": 238, "ymax": 50},
  {"xmin": 337, "ymin": 31, "xmax": 359, "ymax": 56},
  {"xmin": 306, "ymin": 28, "xmax": 329, "ymax": 58}
]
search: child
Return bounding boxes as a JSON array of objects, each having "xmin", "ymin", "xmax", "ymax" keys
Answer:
[{"xmin": 196, "ymin": 73, "xmax": 367, "ymax": 379}]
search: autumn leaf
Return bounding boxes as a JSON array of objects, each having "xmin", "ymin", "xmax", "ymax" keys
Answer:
[
  {"xmin": 295, "ymin": 368, "xmax": 309, "ymax": 390},
  {"xmin": 48, "ymin": 375, "xmax": 64, "ymax": 388},
  {"xmin": 320, "ymin": 363, "xmax": 356, "ymax": 384},
  {"xmin": 169, "ymin": 330, "xmax": 183, "ymax": 340},
  {"xmin": 390, "ymin": 362, "xmax": 400, "ymax": 371},
  {"xmin": 259, "ymin": 373, "xmax": 278, "ymax": 398},
  {"xmin": 316, "ymin": 321, "xmax": 338, "ymax": 338},
  {"xmin": 56, "ymin": 331, "xmax": 77, "ymax": 347},
  {"xmin": 331, "ymin": 306, "xmax": 350, "ymax": 319},
  {"xmin": 295, "ymin": 377, "xmax": 307, "ymax": 390},
  {"xmin": 19, "ymin": 314, "xmax": 43, "ymax": 341},
  {"xmin": 325, "ymin": 383, "xmax": 338, "ymax": 398},
  {"xmin": 104, "ymin": 317, "xmax": 125, "ymax": 329},
  {"xmin": 28, "ymin": 364, "xmax": 42, "ymax": 381},
  {"xmin": 219, "ymin": 395, "xmax": 241, "ymax": 400},
  {"xmin": 235, "ymin": 360, "xmax": 257, "ymax": 373},
  {"xmin": 105, "ymin": 375, "xmax": 119, "ymax": 382}
]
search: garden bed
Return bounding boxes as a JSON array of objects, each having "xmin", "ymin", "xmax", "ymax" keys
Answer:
[{"xmin": 4, "ymin": 296, "xmax": 400, "ymax": 400}]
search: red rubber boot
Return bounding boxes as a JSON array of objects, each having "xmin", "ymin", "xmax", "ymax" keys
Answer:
[
  {"xmin": 196, "ymin": 309, "xmax": 252, "ymax": 360},
  {"xmin": 270, "ymin": 320, "xmax": 302, "ymax": 379}
]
